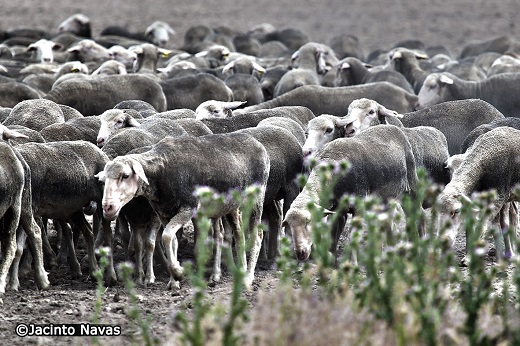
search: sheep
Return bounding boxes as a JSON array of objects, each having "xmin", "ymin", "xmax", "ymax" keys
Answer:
[
  {"xmin": 461, "ymin": 117, "xmax": 520, "ymax": 153},
  {"xmin": 3, "ymin": 99, "xmax": 65, "ymax": 131},
  {"xmin": 97, "ymin": 133, "xmax": 270, "ymax": 289},
  {"xmin": 252, "ymin": 26, "xmax": 309, "ymax": 52},
  {"xmin": 273, "ymin": 42, "xmax": 336, "ymax": 97},
  {"xmin": 387, "ymin": 48, "xmax": 431, "ymax": 94},
  {"xmin": 202, "ymin": 106, "xmax": 314, "ymax": 134},
  {"xmin": 328, "ymin": 33, "xmax": 365, "ymax": 60},
  {"xmin": 334, "ymin": 56, "xmax": 414, "ymax": 93},
  {"xmin": 437, "ymin": 126, "xmax": 520, "ymax": 262},
  {"xmin": 57, "ymin": 14, "xmax": 92, "ymax": 38},
  {"xmin": 91, "ymin": 60, "xmax": 127, "ymax": 75},
  {"xmin": 416, "ymin": 72, "xmax": 520, "ymax": 118},
  {"xmin": 194, "ymin": 44, "xmax": 232, "ymax": 67},
  {"xmin": 45, "ymin": 74, "xmax": 168, "ymax": 116},
  {"xmin": 458, "ymin": 35, "xmax": 520, "ymax": 59},
  {"xmin": 14, "ymin": 140, "xmax": 112, "ymax": 283},
  {"xmin": 26, "ymin": 39, "xmax": 63, "ymax": 63},
  {"xmin": 40, "ymin": 116, "xmax": 101, "ymax": 144},
  {"xmin": 113, "ymin": 99, "xmax": 157, "ymax": 118},
  {"xmin": 21, "ymin": 61, "xmax": 89, "ymax": 94},
  {"xmin": 232, "ymin": 34, "xmax": 261, "ymax": 56},
  {"xmin": 0, "ymin": 82, "xmax": 41, "ymax": 107},
  {"xmin": 107, "ymin": 45, "xmax": 137, "ymax": 69},
  {"xmin": 66, "ymin": 39, "xmax": 112, "ymax": 63},
  {"xmin": 236, "ymin": 82, "xmax": 418, "ymax": 116},
  {"xmin": 144, "ymin": 21, "xmax": 176, "ymax": 48},
  {"xmin": 339, "ymin": 98, "xmax": 451, "ymax": 186},
  {"xmin": 195, "ymin": 100, "xmax": 247, "ymax": 119},
  {"xmin": 486, "ymin": 55, "xmax": 520, "ymax": 77},
  {"xmin": 0, "ymin": 136, "xmax": 43, "ymax": 293},
  {"xmin": 130, "ymin": 43, "xmax": 171, "ymax": 76},
  {"xmin": 399, "ymin": 99, "xmax": 505, "ymax": 155},
  {"xmin": 234, "ymin": 125, "xmax": 304, "ymax": 260},
  {"xmin": 257, "ymin": 116, "xmax": 306, "ymax": 146},
  {"xmin": 96, "ymin": 109, "xmax": 187, "ymax": 147},
  {"xmin": 283, "ymin": 125, "xmax": 417, "ymax": 261},
  {"xmin": 258, "ymin": 66, "xmax": 289, "ymax": 100},
  {"xmin": 159, "ymin": 73, "xmax": 233, "ymax": 110},
  {"xmin": 225, "ymin": 74, "xmax": 264, "ymax": 106}
]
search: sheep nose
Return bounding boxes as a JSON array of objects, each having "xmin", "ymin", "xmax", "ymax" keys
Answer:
[
  {"xmin": 414, "ymin": 100, "xmax": 421, "ymax": 110},
  {"xmin": 302, "ymin": 148, "xmax": 313, "ymax": 158},
  {"xmin": 296, "ymin": 248, "xmax": 308, "ymax": 261},
  {"xmin": 97, "ymin": 138, "xmax": 105, "ymax": 147}
]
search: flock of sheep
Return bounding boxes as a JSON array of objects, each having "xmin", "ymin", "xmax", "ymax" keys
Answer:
[{"xmin": 0, "ymin": 13, "xmax": 519, "ymax": 293}]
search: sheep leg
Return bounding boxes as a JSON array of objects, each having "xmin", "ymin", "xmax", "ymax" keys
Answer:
[
  {"xmin": 210, "ymin": 218, "xmax": 224, "ymax": 283},
  {"xmin": 56, "ymin": 220, "xmax": 69, "ymax": 266},
  {"xmin": 162, "ymin": 208, "xmax": 192, "ymax": 290},
  {"xmin": 7, "ymin": 226, "xmax": 26, "ymax": 292},
  {"xmin": 96, "ymin": 211, "xmax": 118, "ymax": 286},
  {"xmin": 267, "ymin": 200, "xmax": 283, "ymax": 261},
  {"xmin": 19, "ymin": 213, "xmax": 49, "ymax": 290},
  {"xmin": 132, "ymin": 226, "xmax": 145, "ymax": 286},
  {"xmin": 330, "ymin": 213, "xmax": 347, "ymax": 266},
  {"xmin": 0, "ymin": 207, "xmax": 20, "ymax": 293},
  {"xmin": 505, "ymin": 201, "xmax": 518, "ymax": 259},
  {"xmin": 228, "ymin": 209, "xmax": 246, "ymax": 274},
  {"xmin": 244, "ymin": 204, "xmax": 264, "ymax": 290},
  {"xmin": 71, "ymin": 212, "xmax": 99, "ymax": 277},
  {"xmin": 153, "ymin": 226, "xmax": 169, "ymax": 270},
  {"xmin": 144, "ymin": 220, "xmax": 160, "ymax": 285},
  {"xmin": 59, "ymin": 220, "xmax": 82, "ymax": 278},
  {"xmin": 36, "ymin": 217, "xmax": 57, "ymax": 269}
]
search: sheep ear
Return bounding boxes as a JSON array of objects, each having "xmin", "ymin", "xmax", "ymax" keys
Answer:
[
  {"xmin": 338, "ymin": 61, "xmax": 350, "ymax": 70},
  {"xmin": 122, "ymin": 110, "xmax": 141, "ymax": 127},
  {"xmin": 377, "ymin": 104, "xmax": 399, "ymax": 123},
  {"xmin": 158, "ymin": 48, "xmax": 170, "ymax": 58},
  {"xmin": 414, "ymin": 52, "xmax": 428, "ymax": 59},
  {"xmin": 439, "ymin": 74, "xmax": 454, "ymax": 85},
  {"xmin": 195, "ymin": 51, "xmax": 208, "ymax": 58},
  {"xmin": 225, "ymin": 101, "xmax": 247, "ymax": 109},
  {"xmin": 129, "ymin": 159, "xmax": 149, "ymax": 185},
  {"xmin": 222, "ymin": 61, "xmax": 235, "ymax": 74},
  {"xmin": 52, "ymin": 42, "xmax": 63, "ymax": 50},
  {"xmin": 1, "ymin": 127, "xmax": 29, "ymax": 141},
  {"xmin": 252, "ymin": 61, "xmax": 266, "ymax": 74},
  {"xmin": 94, "ymin": 171, "xmax": 106, "ymax": 183},
  {"xmin": 27, "ymin": 43, "xmax": 37, "ymax": 52},
  {"xmin": 391, "ymin": 50, "xmax": 402, "ymax": 60}
]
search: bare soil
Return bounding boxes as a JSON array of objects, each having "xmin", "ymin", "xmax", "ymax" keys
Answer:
[{"xmin": 1, "ymin": 1, "xmax": 520, "ymax": 345}]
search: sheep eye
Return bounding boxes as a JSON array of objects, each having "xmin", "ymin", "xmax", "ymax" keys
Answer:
[
  {"xmin": 325, "ymin": 127, "xmax": 333, "ymax": 134},
  {"xmin": 122, "ymin": 173, "xmax": 129, "ymax": 179},
  {"xmin": 369, "ymin": 110, "xmax": 375, "ymax": 114}
]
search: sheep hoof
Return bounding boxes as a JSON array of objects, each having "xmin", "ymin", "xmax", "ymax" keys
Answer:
[
  {"xmin": 167, "ymin": 279, "xmax": 180, "ymax": 291},
  {"xmin": 172, "ymin": 266, "xmax": 184, "ymax": 280},
  {"xmin": 209, "ymin": 273, "xmax": 221, "ymax": 284}
]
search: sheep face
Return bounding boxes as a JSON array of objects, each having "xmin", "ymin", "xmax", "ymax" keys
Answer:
[
  {"xmin": 27, "ymin": 39, "xmax": 62, "ymax": 63},
  {"xmin": 67, "ymin": 39, "xmax": 111, "ymax": 63},
  {"xmin": 302, "ymin": 115, "xmax": 343, "ymax": 158},
  {"xmin": 145, "ymin": 21, "xmax": 176, "ymax": 48},
  {"xmin": 97, "ymin": 109, "xmax": 140, "ymax": 147},
  {"xmin": 343, "ymin": 98, "xmax": 401, "ymax": 137},
  {"xmin": 283, "ymin": 208, "xmax": 313, "ymax": 261},
  {"xmin": 100, "ymin": 158, "xmax": 149, "ymax": 221},
  {"xmin": 416, "ymin": 73, "xmax": 454, "ymax": 109},
  {"xmin": 436, "ymin": 187, "xmax": 471, "ymax": 246}
]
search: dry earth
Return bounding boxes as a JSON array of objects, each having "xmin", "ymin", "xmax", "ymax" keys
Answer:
[{"xmin": 0, "ymin": 0, "xmax": 520, "ymax": 345}]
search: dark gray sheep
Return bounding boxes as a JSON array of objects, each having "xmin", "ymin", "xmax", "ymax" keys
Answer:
[
  {"xmin": 202, "ymin": 106, "xmax": 314, "ymax": 134},
  {"xmin": 224, "ymin": 74, "xmax": 264, "ymax": 106},
  {"xmin": 235, "ymin": 125, "xmax": 304, "ymax": 260},
  {"xmin": 387, "ymin": 48, "xmax": 431, "ymax": 94},
  {"xmin": 159, "ymin": 73, "xmax": 233, "ymax": 110},
  {"xmin": 0, "ymin": 135, "xmax": 49, "ymax": 293},
  {"xmin": 40, "ymin": 116, "xmax": 101, "ymax": 144},
  {"xmin": 283, "ymin": 125, "xmax": 417, "ymax": 260},
  {"xmin": 400, "ymin": 99, "xmax": 504, "ymax": 155},
  {"xmin": 458, "ymin": 35, "xmax": 520, "ymax": 59},
  {"xmin": 438, "ymin": 126, "xmax": 520, "ymax": 261},
  {"xmin": 0, "ymin": 82, "xmax": 41, "ymax": 108},
  {"xmin": 461, "ymin": 117, "xmax": 520, "ymax": 152},
  {"xmin": 252, "ymin": 27, "xmax": 309, "ymax": 52},
  {"xmin": 328, "ymin": 33, "xmax": 365, "ymax": 60},
  {"xmin": 3, "ymin": 99, "xmax": 65, "ymax": 131},
  {"xmin": 236, "ymin": 82, "xmax": 418, "ymax": 116},
  {"xmin": 57, "ymin": 13, "xmax": 92, "ymax": 38},
  {"xmin": 259, "ymin": 66, "xmax": 289, "ymax": 100},
  {"xmin": 97, "ymin": 133, "xmax": 270, "ymax": 290},
  {"xmin": 113, "ymin": 100, "xmax": 157, "ymax": 118},
  {"xmin": 15, "ymin": 141, "xmax": 112, "ymax": 282},
  {"xmin": 45, "ymin": 74, "xmax": 168, "ymax": 116},
  {"xmin": 257, "ymin": 116, "xmax": 306, "ymax": 146},
  {"xmin": 416, "ymin": 72, "xmax": 520, "ymax": 118},
  {"xmin": 334, "ymin": 57, "xmax": 415, "ymax": 94},
  {"xmin": 273, "ymin": 42, "xmax": 336, "ymax": 97}
]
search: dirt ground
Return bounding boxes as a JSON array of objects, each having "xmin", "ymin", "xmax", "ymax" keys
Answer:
[{"xmin": 1, "ymin": 0, "xmax": 520, "ymax": 345}]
